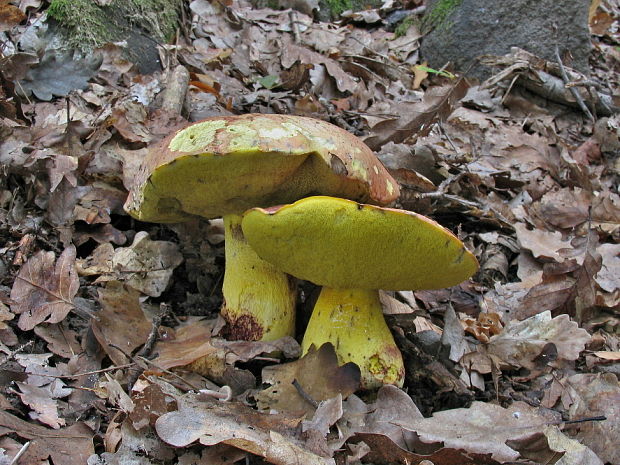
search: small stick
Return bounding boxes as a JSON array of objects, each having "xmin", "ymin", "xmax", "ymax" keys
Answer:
[
  {"xmin": 292, "ymin": 378, "xmax": 318, "ymax": 408},
  {"xmin": 551, "ymin": 26, "xmax": 594, "ymax": 122},
  {"xmin": 289, "ymin": 10, "xmax": 301, "ymax": 44},
  {"xmin": 10, "ymin": 441, "xmax": 30, "ymax": 465}
]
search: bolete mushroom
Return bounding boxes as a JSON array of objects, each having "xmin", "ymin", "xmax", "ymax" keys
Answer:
[
  {"xmin": 124, "ymin": 114, "xmax": 399, "ymax": 342},
  {"xmin": 241, "ymin": 196, "xmax": 479, "ymax": 388}
]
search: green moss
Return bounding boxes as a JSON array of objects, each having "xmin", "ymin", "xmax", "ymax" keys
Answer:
[
  {"xmin": 420, "ymin": 0, "xmax": 462, "ymax": 34},
  {"xmin": 48, "ymin": 0, "xmax": 118, "ymax": 51},
  {"xmin": 394, "ymin": 15, "xmax": 416, "ymax": 37},
  {"xmin": 324, "ymin": 0, "xmax": 353, "ymax": 17},
  {"xmin": 318, "ymin": 0, "xmax": 383, "ymax": 19},
  {"xmin": 47, "ymin": 0, "xmax": 181, "ymax": 53}
]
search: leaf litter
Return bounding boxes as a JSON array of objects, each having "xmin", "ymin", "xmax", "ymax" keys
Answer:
[{"xmin": 0, "ymin": 0, "xmax": 619, "ymax": 464}]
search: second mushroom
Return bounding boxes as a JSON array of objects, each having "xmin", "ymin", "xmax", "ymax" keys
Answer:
[{"xmin": 242, "ymin": 196, "xmax": 479, "ymax": 389}]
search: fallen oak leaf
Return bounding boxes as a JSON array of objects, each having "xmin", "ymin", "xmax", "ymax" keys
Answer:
[
  {"xmin": 155, "ymin": 394, "xmax": 334, "ymax": 465},
  {"xmin": 91, "ymin": 281, "xmax": 152, "ymax": 366},
  {"xmin": 0, "ymin": 410, "xmax": 94, "ymax": 465},
  {"xmin": 10, "ymin": 245, "xmax": 79, "ymax": 331},
  {"xmin": 354, "ymin": 432, "xmax": 501, "ymax": 465},
  {"xmin": 256, "ymin": 343, "xmax": 360, "ymax": 416},
  {"xmin": 486, "ymin": 311, "xmax": 591, "ymax": 371},
  {"xmin": 395, "ymin": 401, "xmax": 559, "ymax": 463}
]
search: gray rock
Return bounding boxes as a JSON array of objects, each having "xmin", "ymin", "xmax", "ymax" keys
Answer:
[{"xmin": 420, "ymin": 0, "xmax": 591, "ymax": 80}]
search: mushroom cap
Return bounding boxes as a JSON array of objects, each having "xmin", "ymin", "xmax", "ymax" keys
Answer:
[
  {"xmin": 124, "ymin": 114, "xmax": 399, "ymax": 222},
  {"xmin": 241, "ymin": 196, "xmax": 479, "ymax": 290}
]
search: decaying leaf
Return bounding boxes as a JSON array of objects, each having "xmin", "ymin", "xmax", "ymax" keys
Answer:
[
  {"xmin": 78, "ymin": 232, "xmax": 183, "ymax": 297},
  {"xmin": 396, "ymin": 401, "xmax": 558, "ymax": 462},
  {"xmin": 16, "ymin": 380, "xmax": 70, "ymax": 429},
  {"xmin": 0, "ymin": 410, "xmax": 94, "ymax": 465},
  {"xmin": 563, "ymin": 373, "xmax": 620, "ymax": 464},
  {"xmin": 153, "ymin": 317, "xmax": 219, "ymax": 371},
  {"xmin": 486, "ymin": 311, "xmax": 591, "ymax": 371},
  {"xmin": 257, "ymin": 343, "xmax": 360, "ymax": 415},
  {"xmin": 155, "ymin": 394, "xmax": 334, "ymax": 465},
  {"xmin": 0, "ymin": 301, "xmax": 14, "ymax": 330},
  {"xmin": 363, "ymin": 80, "xmax": 470, "ymax": 150},
  {"xmin": 17, "ymin": 51, "xmax": 101, "ymax": 101},
  {"xmin": 91, "ymin": 282, "xmax": 152, "ymax": 365},
  {"xmin": 10, "ymin": 245, "xmax": 79, "ymax": 331}
]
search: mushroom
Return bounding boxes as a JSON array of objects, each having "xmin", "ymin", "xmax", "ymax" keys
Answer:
[
  {"xmin": 124, "ymin": 114, "xmax": 399, "ymax": 342},
  {"xmin": 241, "ymin": 196, "xmax": 479, "ymax": 388}
]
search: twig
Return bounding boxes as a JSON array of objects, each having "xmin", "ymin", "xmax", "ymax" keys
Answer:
[
  {"xmin": 126, "ymin": 305, "xmax": 168, "ymax": 389},
  {"xmin": 292, "ymin": 378, "xmax": 319, "ymax": 408},
  {"xmin": 562, "ymin": 415, "xmax": 606, "ymax": 425},
  {"xmin": 0, "ymin": 341, "xmax": 34, "ymax": 367},
  {"xmin": 553, "ymin": 42, "xmax": 594, "ymax": 121},
  {"xmin": 289, "ymin": 10, "xmax": 301, "ymax": 44},
  {"xmin": 10, "ymin": 441, "xmax": 30, "ymax": 465},
  {"xmin": 138, "ymin": 356, "xmax": 203, "ymax": 391}
]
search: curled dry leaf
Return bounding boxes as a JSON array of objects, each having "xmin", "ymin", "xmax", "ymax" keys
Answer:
[
  {"xmin": 10, "ymin": 245, "xmax": 79, "ymax": 331},
  {"xmin": 354, "ymin": 432, "xmax": 502, "ymax": 465},
  {"xmin": 16, "ymin": 380, "xmax": 70, "ymax": 429},
  {"xmin": 487, "ymin": 311, "xmax": 591, "ymax": 371},
  {"xmin": 0, "ymin": 410, "xmax": 94, "ymax": 465},
  {"xmin": 396, "ymin": 401, "xmax": 557, "ymax": 463},
  {"xmin": 155, "ymin": 394, "xmax": 334, "ymax": 465},
  {"xmin": 78, "ymin": 232, "xmax": 183, "ymax": 297},
  {"xmin": 256, "ymin": 343, "xmax": 361, "ymax": 416}
]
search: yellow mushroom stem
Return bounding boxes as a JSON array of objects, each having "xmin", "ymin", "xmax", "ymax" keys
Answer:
[
  {"xmin": 301, "ymin": 287, "xmax": 404, "ymax": 390},
  {"xmin": 220, "ymin": 214, "xmax": 296, "ymax": 341}
]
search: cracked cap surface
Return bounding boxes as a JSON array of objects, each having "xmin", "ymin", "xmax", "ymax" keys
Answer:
[{"xmin": 124, "ymin": 114, "xmax": 399, "ymax": 222}]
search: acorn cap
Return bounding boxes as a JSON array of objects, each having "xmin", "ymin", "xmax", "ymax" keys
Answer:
[
  {"xmin": 124, "ymin": 114, "xmax": 399, "ymax": 222},
  {"xmin": 242, "ymin": 196, "xmax": 479, "ymax": 290}
]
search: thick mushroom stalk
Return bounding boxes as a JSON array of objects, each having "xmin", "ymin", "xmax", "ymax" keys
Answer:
[
  {"xmin": 302, "ymin": 288, "xmax": 404, "ymax": 389},
  {"xmin": 221, "ymin": 214, "xmax": 295, "ymax": 341},
  {"xmin": 242, "ymin": 196, "xmax": 479, "ymax": 389}
]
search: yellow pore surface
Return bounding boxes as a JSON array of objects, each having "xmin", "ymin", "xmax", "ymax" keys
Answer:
[{"xmin": 242, "ymin": 196, "xmax": 479, "ymax": 291}]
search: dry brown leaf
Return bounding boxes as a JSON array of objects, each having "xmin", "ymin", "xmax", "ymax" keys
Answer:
[
  {"xmin": 487, "ymin": 311, "xmax": 591, "ymax": 371},
  {"xmin": 10, "ymin": 245, "xmax": 79, "ymax": 331},
  {"xmin": 129, "ymin": 382, "xmax": 176, "ymax": 431},
  {"xmin": 596, "ymin": 243, "xmax": 620, "ymax": 293},
  {"xmin": 0, "ymin": 0, "xmax": 26, "ymax": 32},
  {"xmin": 153, "ymin": 317, "xmax": 219, "ymax": 370},
  {"xmin": 91, "ymin": 282, "xmax": 152, "ymax": 365},
  {"xmin": 280, "ymin": 35, "xmax": 358, "ymax": 93},
  {"xmin": 97, "ymin": 373, "xmax": 134, "ymax": 413},
  {"xmin": 564, "ymin": 373, "xmax": 619, "ymax": 464},
  {"xmin": 34, "ymin": 323, "xmax": 82, "ymax": 359},
  {"xmin": 355, "ymin": 432, "xmax": 502, "ymax": 465},
  {"xmin": 363, "ymin": 80, "xmax": 469, "ymax": 150},
  {"xmin": 515, "ymin": 223, "xmax": 571, "ymax": 262},
  {"xmin": 592, "ymin": 351, "xmax": 620, "ymax": 361},
  {"xmin": 396, "ymin": 401, "xmax": 557, "ymax": 462},
  {"xmin": 256, "ymin": 343, "xmax": 360, "ymax": 415},
  {"xmin": 82, "ymin": 232, "xmax": 183, "ymax": 297},
  {"xmin": 0, "ymin": 301, "xmax": 14, "ymax": 330},
  {"xmin": 0, "ymin": 410, "xmax": 94, "ymax": 465},
  {"xmin": 16, "ymin": 381, "xmax": 69, "ymax": 429},
  {"xmin": 155, "ymin": 394, "xmax": 334, "ymax": 465}
]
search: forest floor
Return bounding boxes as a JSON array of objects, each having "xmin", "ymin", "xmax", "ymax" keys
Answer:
[{"xmin": 0, "ymin": 1, "xmax": 619, "ymax": 464}]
